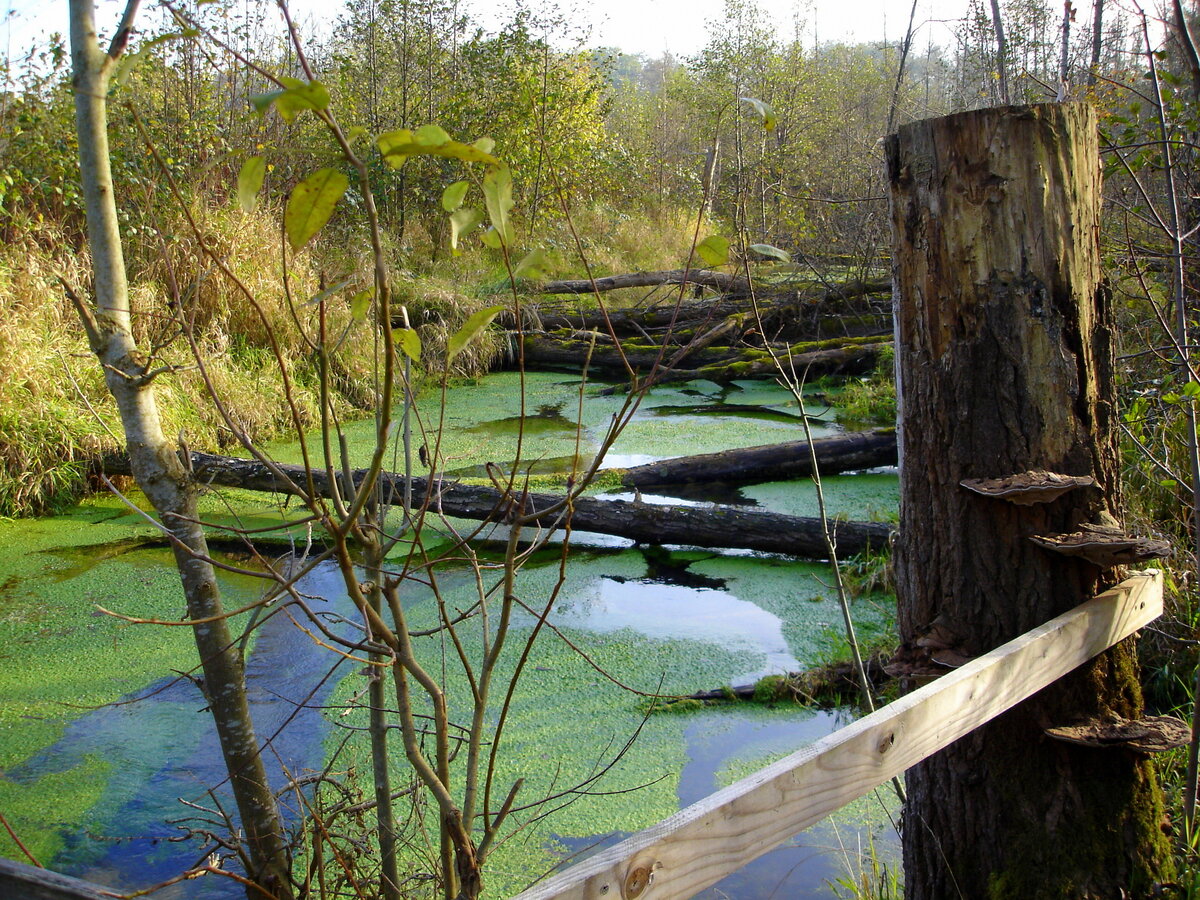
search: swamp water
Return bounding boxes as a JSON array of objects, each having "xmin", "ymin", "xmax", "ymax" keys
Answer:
[{"xmin": 0, "ymin": 372, "xmax": 900, "ymax": 897}]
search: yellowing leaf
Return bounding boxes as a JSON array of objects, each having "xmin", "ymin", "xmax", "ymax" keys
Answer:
[
  {"xmin": 237, "ymin": 155, "xmax": 266, "ymax": 212},
  {"xmin": 447, "ymin": 305, "xmax": 504, "ymax": 363},
  {"xmin": 697, "ymin": 235, "xmax": 730, "ymax": 267},
  {"xmin": 513, "ymin": 247, "xmax": 547, "ymax": 279},
  {"xmin": 285, "ymin": 168, "xmax": 349, "ymax": 251},
  {"xmin": 739, "ymin": 96, "xmax": 777, "ymax": 131},
  {"xmin": 349, "ymin": 287, "xmax": 374, "ymax": 323},
  {"xmin": 377, "ymin": 126, "xmax": 500, "ymax": 169},
  {"xmin": 748, "ymin": 243, "xmax": 791, "ymax": 262},
  {"xmin": 473, "ymin": 137, "xmax": 496, "ymax": 154},
  {"xmin": 394, "ymin": 327, "xmax": 422, "ymax": 362},
  {"xmin": 442, "ymin": 180, "xmax": 470, "ymax": 212},
  {"xmin": 450, "ymin": 207, "xmax": 485, "ymax": 254},
  {"xmin": 482, "ymin": 165, "xmax": 515, "ymax": 247}
]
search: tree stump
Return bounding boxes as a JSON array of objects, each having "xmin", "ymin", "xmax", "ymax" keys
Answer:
[{"xmin": 886, "ymin": 103, "xmax": 1172, "ymax": 898}]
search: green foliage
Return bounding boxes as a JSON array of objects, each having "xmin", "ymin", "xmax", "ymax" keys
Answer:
[
  {"xmin": 236, "ymin": 156, "xmax": 266, "ymax": 213},
  {"xmin": 697, "ymin": 234, "xmax": 731, "ymax": 267},
  {"xmin": 835, "ymin": 346, "xmax": 897, "ymax": 429},
  {"xmin": 446, "ymin": 305, "xmax": 504, "ymax": 363}
]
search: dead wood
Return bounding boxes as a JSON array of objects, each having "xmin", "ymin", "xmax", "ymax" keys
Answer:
[
  {"xmin": 621, "ymin": 429, "xmax": 897, "ymax": 488},
  {"xmin": 101, "ymin": 452, "xmax": 895, "ymax": 559}
]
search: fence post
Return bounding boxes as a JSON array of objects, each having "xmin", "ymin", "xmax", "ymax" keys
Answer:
[{"xmin": 886, "ymin": 102, "xmax": 1173, "ymax": 898}]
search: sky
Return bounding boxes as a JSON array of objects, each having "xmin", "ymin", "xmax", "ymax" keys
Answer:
[{"xmin": 2, "ymin": 0, "xmax": 967, "ymax": 64}]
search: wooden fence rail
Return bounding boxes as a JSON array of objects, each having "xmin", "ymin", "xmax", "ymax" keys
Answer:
[
  {"xmin": 511, "ymin": 570, "xmax": 1162, "ymax": 900},
  {"xmin": 0, "ymin": 571, "xmax": 1163, "ymax": 900}
]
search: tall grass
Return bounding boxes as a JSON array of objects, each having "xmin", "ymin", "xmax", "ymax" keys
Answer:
[{"xmin": 0, "ymin": 200, "xmax": 704, "ymax": 516}]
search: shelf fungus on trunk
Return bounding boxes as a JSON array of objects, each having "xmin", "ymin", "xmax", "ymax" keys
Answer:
[
  {"xmin": 959, "ymin": 470, "xmax": 1096, "ymax": 505},
  {"xmin": 1028, "ymin": 522, "xmax": 1170, "ymax": 567},
  {"xmin": 1045, "ymin": 715, "xmax": 1189, "ymax": 754}
]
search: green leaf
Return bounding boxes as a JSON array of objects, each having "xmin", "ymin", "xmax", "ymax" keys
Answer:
[
  {"xmin": 450, "ymin": 207, "xmax": 485, "ymax": 254},
  {"xmin": 394, "ymin": 327, "xmax": 422, "ymax": 362},
  {"xmin": 349, "ymin": 287, "xmax": 374, "ymax": 323},
  {"xmin": 251, "ymin": 89, "xmax": 286, "ymax": 114},
  {"xmin": 275, "ymin": 77, "xmax": 331, "ymax": 123},
  {"xmin": 377, "ymin": 127, "xmax": 500, "ymax": 169},
  {"xmin": 442, "ymin": 180, "xmax": 470, "ymax": 213},
  {"xmin": 237, "ymin": 156, "xmax": 266, "ymax": 212},
  {"xmin": 347, "ymin": 125, "xmax": 368, "ymax": 141},
  {"xmin": 473, "ymin": 137, "xmax": 496, "ymax": 154},
  {"xmin": 748, "ymin": 243, "xmax": 790, "ymax": 262},
  {"xmin": 482, "ymin": 165, "xmax": 515, "ymax": 247},
  {"xmin": 513, "ymin": 247, "xmax": 547, "ymax": 279},
  {"xmin": 1161, "ymin": 479, "xmax": 1179, "ymax": 489},
  {"xmin": 479, "ymin": 227, "xmax": 503, "ymax": 250},
  {"xmin": 253, "ymin": 78, "xmax": 330, "ymax": 122},
  {"xmin": 1183, "ymin": 381, "xmax": 1200, "ymax": 399},
  {"xmin": 447, "ymin": 305, "xmax": 504, "ymax": 363},
  {"xmin": 285, "ymin": 169, "xmax": 349, "ymax": 251},
  {"xmin": 306, "ymin": 279, "xmax": 353, "ymax": 306},
  {"xmin": 414, "ymin": 124, "xmax": 452, "ymax": 147},
  {"xmin": 739, "ymin": 96, "xmax": 777, "ymax": 131},
  {"xmin": 697, "ymin": 235, "xmax": 730, "ymax": 267}
]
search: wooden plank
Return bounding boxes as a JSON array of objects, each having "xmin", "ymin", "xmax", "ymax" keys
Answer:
[
  {"xmin": 0, "ymin": 857, "xmax": 120, "ymax": 899},
  {"xmin": 512, "ymin": 570, "xmax": 1162, "ymax": 900}
]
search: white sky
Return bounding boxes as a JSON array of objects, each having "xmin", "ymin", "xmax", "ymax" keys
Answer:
[{"xmin": 3, "ymin": 0, "xmax": 967, "ymax": 64}]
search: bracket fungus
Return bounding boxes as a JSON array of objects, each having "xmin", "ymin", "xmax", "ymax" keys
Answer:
[
  {"xmin": 1029, "ymin": 522, "xmax": 1170, "ymax": 567},
  {"xmin": 1045, "ymin": 715, "xmax": 1188, "ymax": 754},
  {"xmin": 959, "ymin": 470, "xmax": 1096, "ymax": 505}
]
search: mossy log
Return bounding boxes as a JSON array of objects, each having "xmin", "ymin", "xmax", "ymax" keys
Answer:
[
  {"xmin": 502, "ymin": 278, "xmax": 891, "ymax": 338},
  {"xmin": 535, "ymin": 269, "xmax": 750, "ymax": 295},
  {"xmin": 517, "ymin": 331, "xmax": 889, "ymax": 384},
  {"xmin": 621, "ymin": 429, "xmax": 897, "ymax": 488},
  {"xmin": 101, "ymin": 452, "xmax": 895, "ymax": 558}
]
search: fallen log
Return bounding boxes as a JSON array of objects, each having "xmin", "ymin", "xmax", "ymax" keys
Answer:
[
  {"xmin": 536, "ymin": 269, "xmax": 750, "ymax": 296},
  {"xmin": 677, "ymin": 652, "xmax": 893, "ymax": 707},
  {"xmin": 621, "ymin": 429, "xmax": 897, "ymax": 488},
  {"xmin": 504, "ymin": 278, "xmax": 891, "ymax": 336},
  {"xmin": 101, "ymin": 452, "xmax": 895, "ymax": 559},
  {"xmin": 517, "ymin": 333, "xmax": 889, "ymax": 382}
]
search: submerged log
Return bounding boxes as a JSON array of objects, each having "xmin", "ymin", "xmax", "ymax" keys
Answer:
[
  {"xmin": 621, "ymin": 429, "xmax": 897, "ymax": 488},
  {"xmin": 101, "ymin": 452, "xmax": 895, "ymax": 559}
]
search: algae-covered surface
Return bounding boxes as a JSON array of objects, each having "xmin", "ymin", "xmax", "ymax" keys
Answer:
[
  {"xmin": 0, "ymin": 496, "xmax": 265, "ymax": 865},
  {"xmin": 0, "ymin": 370, "xmax": 898, "ymax": 897}
]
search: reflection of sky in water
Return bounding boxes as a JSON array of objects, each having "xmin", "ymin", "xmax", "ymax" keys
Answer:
[{"xmin": 554, "ymin": 577, "xmax": 798, "ymax": 681}]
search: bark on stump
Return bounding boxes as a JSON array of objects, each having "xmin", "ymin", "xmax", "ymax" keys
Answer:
[{"xmin": 886, "ymin": 103, "xmax": 1171, "ymax": 898}]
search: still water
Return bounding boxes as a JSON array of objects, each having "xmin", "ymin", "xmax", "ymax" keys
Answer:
[{"xmin": 0, "ymin": 372, "xmax": 900, "ymax": 897}]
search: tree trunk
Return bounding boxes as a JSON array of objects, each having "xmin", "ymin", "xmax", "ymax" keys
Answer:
[
  {"xmin": 69, "ymin": 5, "xmax": 294, "ymax": 898},
  {"xmin": 886, "ymin": 103, "xmax": 1171, "ymax": 898}
]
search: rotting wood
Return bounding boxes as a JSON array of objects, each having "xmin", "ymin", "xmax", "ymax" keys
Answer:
[
  {"xmin": 888, "ymin": 101, "xmax": 1171, "ymax": 897},
  {"xmin": 511, "ymin": 571, "xmax": 1162, "ymax": 900},
  {"xmin": 100, "ymin": 452, "xmax": 895, "ymax": 559},
  {"xmin": 521, "ymin": 336, "xmax": 889, "ymax": 384},
  {"xmin": 621, "ymin": 429, "xmax": 897, "ymax": 488},
  {"xmin": 535, "ymin": 269, "xmax": 750, "ymax": 296},
  {"xmin": 502, "ymin": 278, "xmax": 891, "ymax": 331}
]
